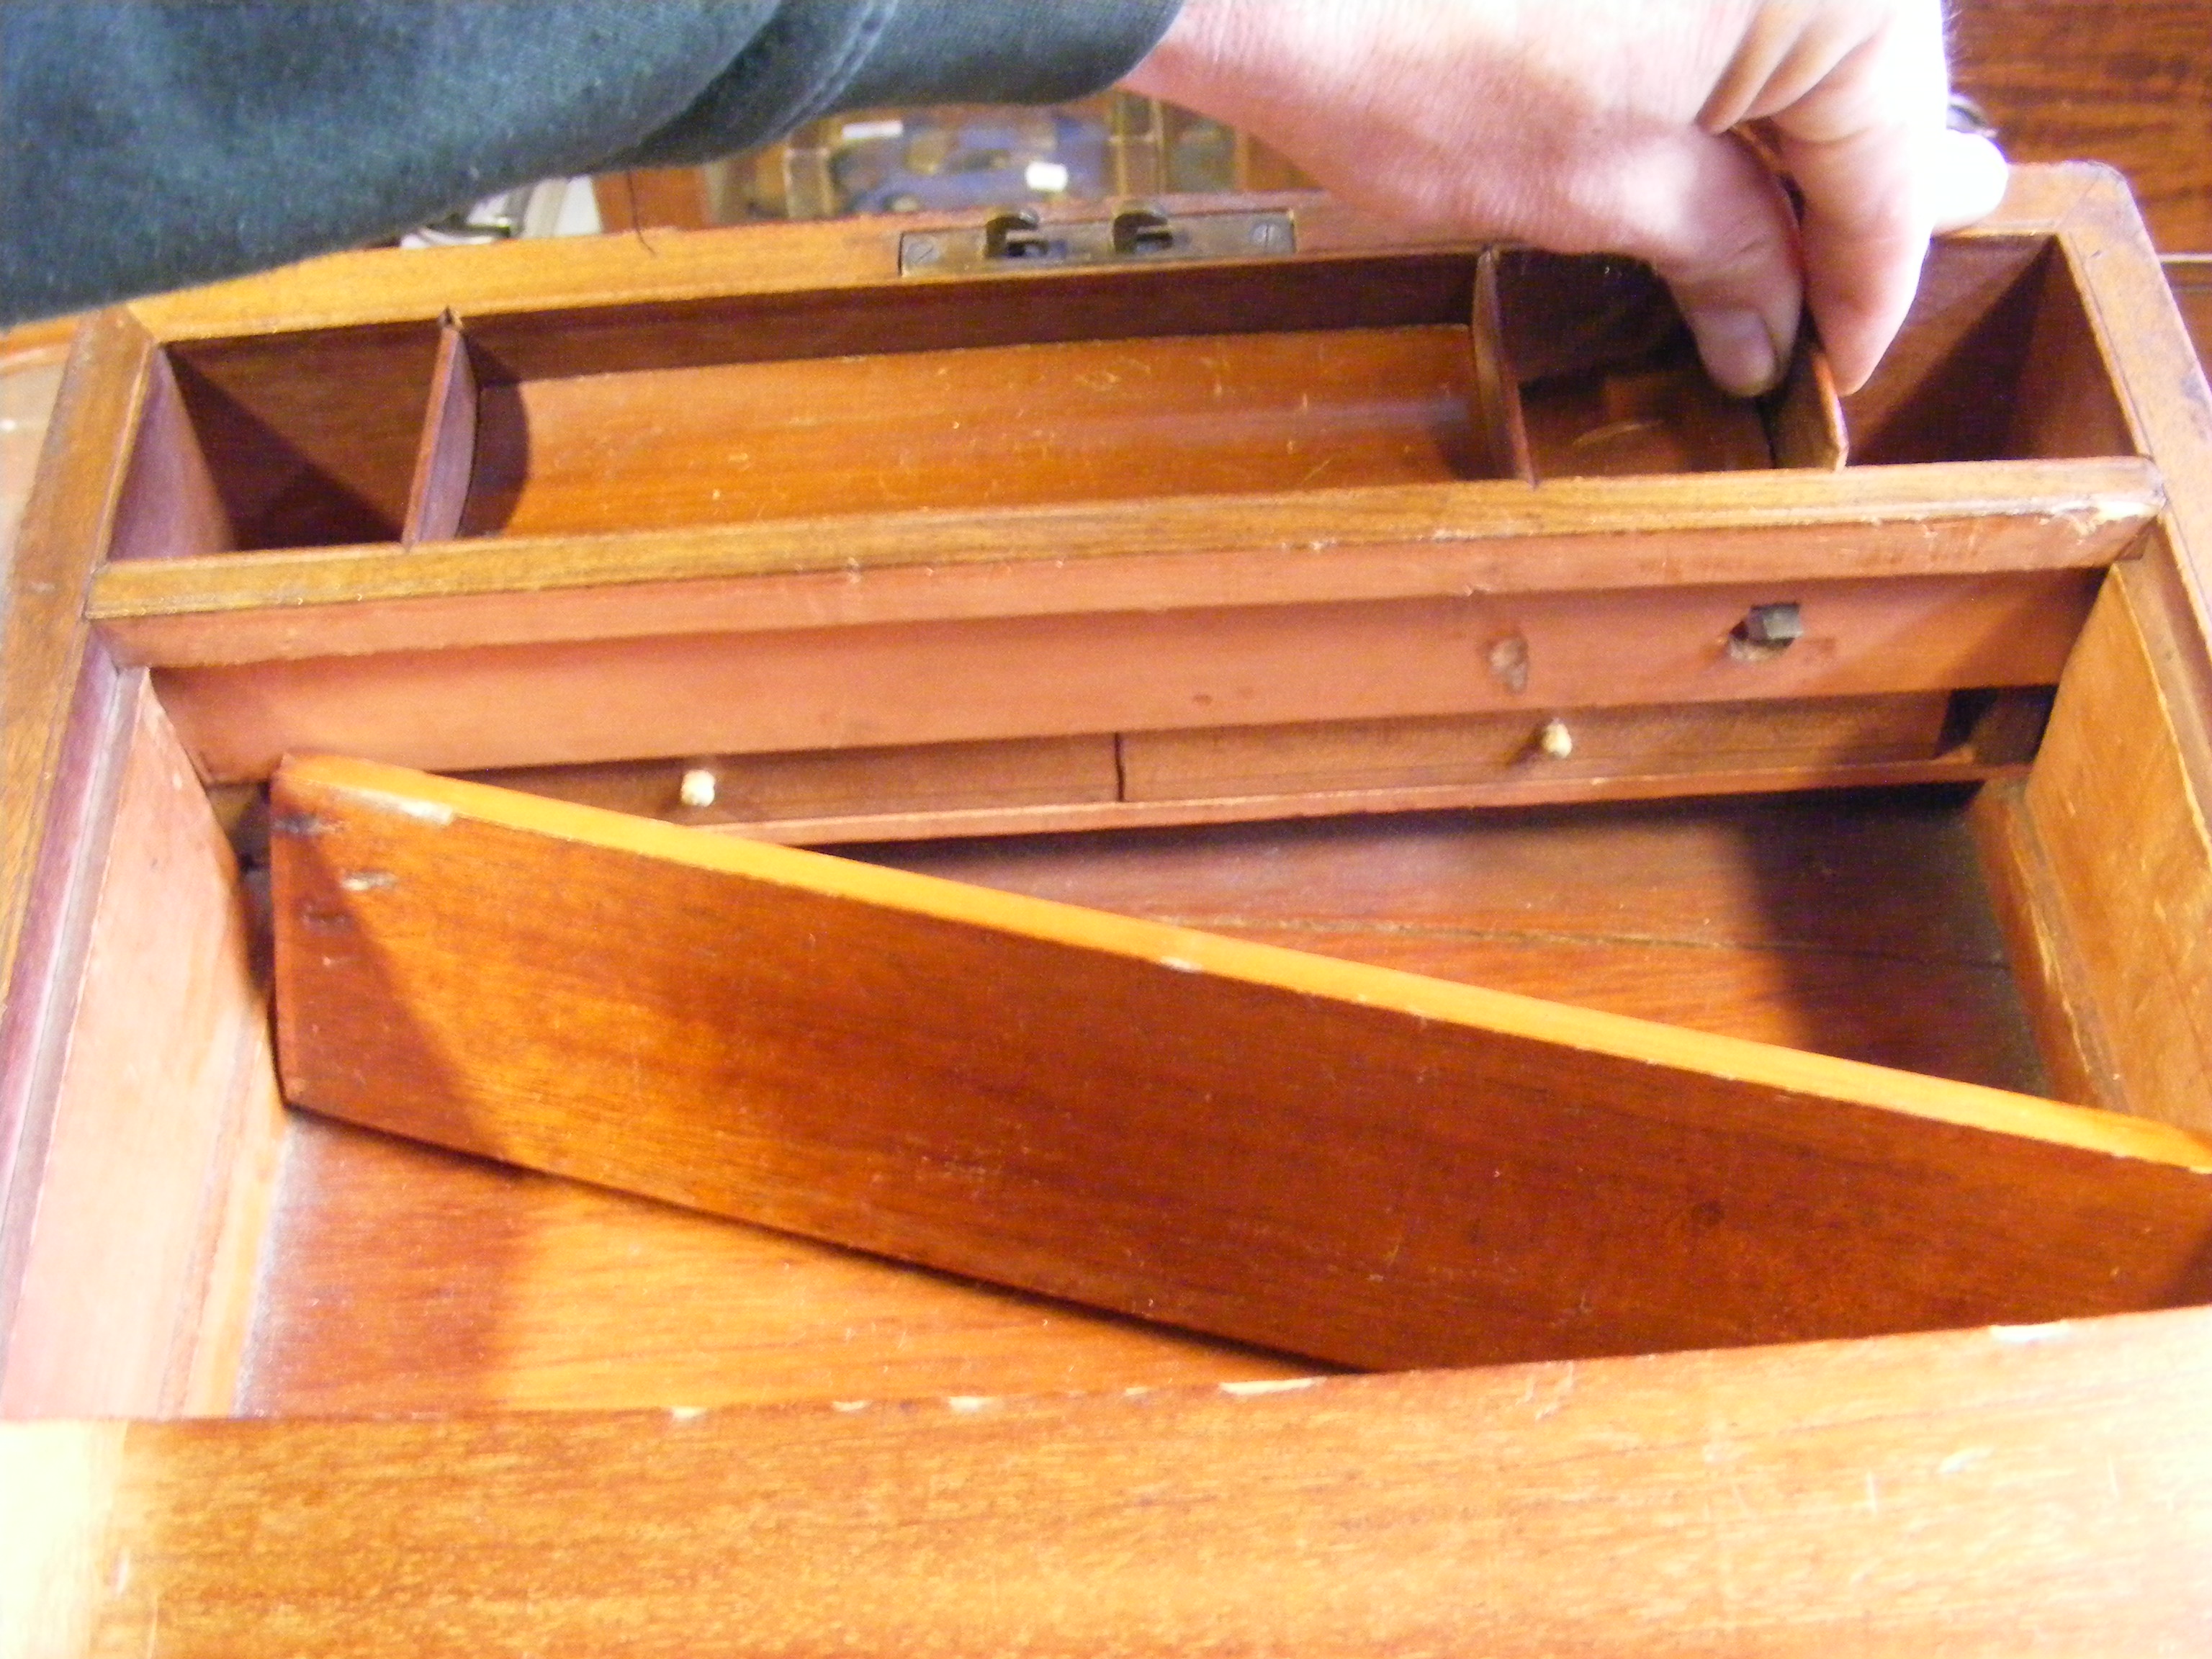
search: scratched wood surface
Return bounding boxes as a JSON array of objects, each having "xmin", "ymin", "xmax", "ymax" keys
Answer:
[
  {"xmin": 269, "ymin": 756, "xmax": 2212, "ymax": 1375},
  {"xmin": 28, "ymin": 1310, "xmax": 2212, "ymax": 1658}
]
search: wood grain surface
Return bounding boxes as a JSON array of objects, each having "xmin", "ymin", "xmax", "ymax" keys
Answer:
[
  {"xmin": 242, "ymin": 782, "xmax": 2046, "ymax": 1415},
  {"xmin": 160, "ymin": 570, "xmax": 2101, "ymax": 783},
  {"xmin": 27, "ymin": 1309, "xmax": 2212, "ymax": 1657},
  {"xmin": 447, "ymin": 692, "xmax": 2031, "ymax": 848},
  {"xmin": 1, "ymin": 684, "xmax": 282, "ymax": 1416},
  {"xmin": 2015, "ymin": 562, "xmax": 2212, "ymax": 1133},
  {"xmin": 243, "ymin": 784, "xmax": 2044, "ymax": 1416},
  {"xmin": 155, "ymin": 323, "xmax": 443, "ymax": 549},
  {"xmin": 1954, "ymin": 0, "xmax": 2212, "ymax": 252},
  {"xmin": 271, "ymin": 756, "xmax": 2212, "ymax": 1373},
  {"xmin": 89, "ymin": 456, "xmax": 2161, "ymax": 668},
  {"xmin": 462, "ymin": 326, "xmax": 1493, "ymax": 536}
]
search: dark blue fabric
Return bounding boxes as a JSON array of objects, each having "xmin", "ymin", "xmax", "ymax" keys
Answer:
[{"xmin": 0, "ymin": 0, "xmax": 1179, "ymax": 323}]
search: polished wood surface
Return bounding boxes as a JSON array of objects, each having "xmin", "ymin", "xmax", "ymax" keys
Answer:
[
  {"xmin": 1, "ymin": 683, "xmax": 281, "ymax": 1417},
  {"xmin": 159, "ymin": 568, "xmax": 2100, "ymax": 785},
  {"xmin": 2007, "ymin": 557, "xmax": 2212, "ymax": 1134},
  {"xmin": 245, "ymin": 782, "xmax": 2047, "ymax": 1416},
  {"xmin": 453, "ymin": 691, "xmax": 2041, "ymax": 848},
  {"xmin": 7, "ymin": 165, "xmax": 2212, "ymax": 1646},
  {"xmin": 244, "ymin": 1114, "xmax": 1310, "ymax": 1416},
  {"xmin": 271, "ymin": 757, "xmax": 2212, "ymax": 1373},
  {"xmin": 462, "ymin": 326, "xmax": 1491, "ymax": 536},
  {"xmin": 91, "ymin": 457, "xmax": 2158, "ymax": 673},
  {"xmin": 147, "ymin": 323, "xmax": 444, "ymax": 550},
  {"xmin": 1955, "ymin": 1, "xmax": 2212, "ymax": 252},
  {"xmin": 27, "ymin": 1310, "xmax": 2212, "ymax": 1658}
]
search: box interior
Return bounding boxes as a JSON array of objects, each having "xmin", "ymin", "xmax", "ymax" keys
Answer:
[{"xmin": 17, "ymin": 210, "xmax": 2206, "ymax": 1427}]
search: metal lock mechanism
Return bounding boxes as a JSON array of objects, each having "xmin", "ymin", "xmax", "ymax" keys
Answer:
[{"xmin": 901, "ymin": 205, "xmax": 1296, "ymax": 277}]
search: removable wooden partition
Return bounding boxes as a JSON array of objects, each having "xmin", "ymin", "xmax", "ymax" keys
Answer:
[{"xmin": 272, "ymin": 755, "xmax": 2212, "ymax": 1370}]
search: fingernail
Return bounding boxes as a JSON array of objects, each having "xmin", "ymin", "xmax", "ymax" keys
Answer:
[{"xmin": 1686, "ymin": 306, "xmax": 1780, "ymax": 397}]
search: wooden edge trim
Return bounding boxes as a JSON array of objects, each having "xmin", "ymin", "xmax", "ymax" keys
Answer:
[
  {"xmin": 716, "ymin": 755, "xmax": 2024, "ymax": 848},
  {"xmin": 2054, "ymin": 167, "xmax": 2212, "ymax": 626},
  {"xmin": 0, "ymin": 655, "xmax": 138, "ymax": 1382},
  {"xmin": 0, "ymin": 313, "xmax": 154, "ymax": 1007},
  {"xmin": 86, "ymin": 459, "xmax": 2162, "ymax": 669},
  {"xmin": 278, "ymin": 752, "xmax": 2212, "ymax": 1172},
  {"xmin": 116, "ymin": 170, "xmax": 2098, "ymax": 344}
]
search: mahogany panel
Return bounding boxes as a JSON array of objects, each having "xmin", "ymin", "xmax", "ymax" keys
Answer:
[
  {"xmin": 858, "ymin": 788, "xmax": 2046, "ymax": 1093},
  {"xmin": 400, "ymin": 320, "xmax": 479, "ymax": 544},
  {"xmin": 460, "ymin": 327, "xmax": 1491, "ymax": 537},
  {"xmin": 160, "ymin": 572, "xmax": 2100, "ymax": 782},
  {"xmin": 270, "ymin": 757, "xmax": 2212, "ymax": 1374},
  {"xmin": 1844, "ymin": 239, "xmax": 2134, "ymax": 465},
  {"xmin": 242, "ymin": 786, "xmax": 2044, "ymax": 1416},
  {"xmin": 1118, "ymin": 694, "xmax": 1956, "ymax": 801},
  {"xmin": 2018, "ymin": 561, "xmax": 2212, "ymax": 1133},
  {"xmin": 459, "ymin": 249, "xmax": 1483, "ymax": 382},
  {"xmin": 1, "ymin": 684, "xmax": 282, "ymax": 1417},
  {"xmin": 464, "ymin": 734, "xmax": 1118, "ymax": 826},
  {"xmin": 26, "ymin": 1310, "xmax": 2212, "ymax": 1656},
  {"xmin": 242, "ymin": 1115, "xmax": 1309, "ymax": 1416}
]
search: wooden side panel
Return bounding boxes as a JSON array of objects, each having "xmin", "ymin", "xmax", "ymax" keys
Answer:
[
  {"xmin": 23, "ymin": 1311, "xmax": 2212, "ymax": 1657},
  {"xmin": 0, "ymin": 685, "xmax": 283, "ymax": 1418},
  {"xmin": 271, "ymin": 757, "xmax": 2212, "ymax": 1374},
  {"xmin": 0, "ymin": 314, "xmax": 151, "ymax": 1009},
  {"xmin": 164, "ymin": 572, "xmax": 2099, "ymax": 782},
  {"xmin": 103, "ymin": 349, "xmax": 233, "ymax": 562},
  {"xmin": 2018, "ymin": 560, "xmax": 2212, "ymax": 1133},
  {"xmin": 241, "ymin": 791, "xmax": 2046, "ymax": 1419}
]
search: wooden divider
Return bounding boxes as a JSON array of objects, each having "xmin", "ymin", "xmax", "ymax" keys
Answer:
[{"xmin": 273, "ymin": 755, "xmax": 2212, "ymax": 1372}]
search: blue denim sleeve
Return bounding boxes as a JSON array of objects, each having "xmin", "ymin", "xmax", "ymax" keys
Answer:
[{"xmin": 0, "ymin": 0, "xmax": 1181, "ymax": 323}]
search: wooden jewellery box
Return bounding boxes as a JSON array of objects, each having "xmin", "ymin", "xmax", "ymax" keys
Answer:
[{"xmin": 5, "ymin": 164, "xmax": 2212, "ymax": 1652}]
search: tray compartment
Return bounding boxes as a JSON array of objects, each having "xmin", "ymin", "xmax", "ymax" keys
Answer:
[{"xmin": 110, "ymin": 323, "xmax": 443, "ymax": 557}]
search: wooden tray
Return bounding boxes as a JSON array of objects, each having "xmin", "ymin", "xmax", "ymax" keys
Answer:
[{"xmin": 5, "ymin": 165, "xmax": 2212, "ymax": 1652}]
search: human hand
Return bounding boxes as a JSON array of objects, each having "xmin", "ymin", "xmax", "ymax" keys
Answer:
[{"xmin": 1124, "ymin": 0, "xmax": 2008, "ymax": 396}]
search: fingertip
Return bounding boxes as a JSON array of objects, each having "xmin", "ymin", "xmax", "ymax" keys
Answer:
[
  {"xmin": 1929, "ymin": 132, "xmax": 2010, "ymax": 234},
  {"xmin": 1685, "ymin": 304, "xmax": 1785, "ymax": 397}
]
